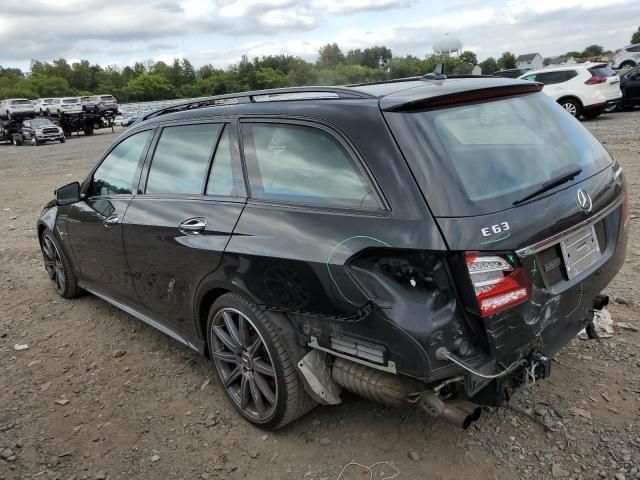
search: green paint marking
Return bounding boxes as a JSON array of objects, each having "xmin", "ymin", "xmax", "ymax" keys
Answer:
[
  {"xmin": 507, "ymin": 254, "xmax": 515, "ymax": 265},
  {"xmin": 531, "ymin": 259, "xmax": 538, "ymax": 277},
  {"xmin": 327, "ymin": 235, "xmax": 391, "ymax": 305},
  {"xmin": 479, "ymin": 232, "xmax": 511, "ymax": 245}
]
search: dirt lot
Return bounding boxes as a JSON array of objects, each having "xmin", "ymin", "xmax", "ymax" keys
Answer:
[{"xmin": 1, "ymin": 114, "xmax": 639, "ymax": 480}]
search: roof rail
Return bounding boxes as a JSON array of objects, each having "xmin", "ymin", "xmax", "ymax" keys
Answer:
[{"xmin": 141, "ymin": 86, "xmax": 374, "ymax": 121}]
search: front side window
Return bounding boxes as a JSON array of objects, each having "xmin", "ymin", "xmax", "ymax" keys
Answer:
[
  {"xmin": 242, "ymin": 123, "xmax": 377, "ymax": 208},
  {"xmin": 89, "ymin": 130, "xmax": 151, "ymax": 197},
  {"xmin": 146, "ymin": 123, "xmax": 221, "ymax": 195}
]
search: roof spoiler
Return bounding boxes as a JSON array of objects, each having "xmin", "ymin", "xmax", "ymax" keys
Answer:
[{"xmin": 382, "ymin": 83, "xmax": 543, "ymax": 112}]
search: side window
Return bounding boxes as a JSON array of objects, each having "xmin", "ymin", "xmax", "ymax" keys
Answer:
[
  {"xmin": 146, "ymin": 123, "xmax": 221, "ymax": 195},
  {"xmin": 90, "ymin": 130, "xmax": 151, "ymax": 197},
  {"xmin": 206, "ymin": 127, "xmax": 237, "ymax": 196},
  {"xmin": 627, "ymin": 46, "xmax": 640, "ymax": 53},
  {"xmin": 565, "ymin": 70, "xmax": 578, "ymax": 81},
  {"xmin": 243, "ymin": 122, "xmax": 378, "ymax": 209},
  {"xmin": 537, "ymin": 71, "xmax": 567, "ymax": 85},
  {"xmin": 522, "ymin": 74, "xmax": 537, "ymax": 81}
]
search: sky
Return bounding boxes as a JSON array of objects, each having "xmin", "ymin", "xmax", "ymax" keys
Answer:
[{"xmin": 0, "ymin": 0, "xmax": 638, "ymax": 71}]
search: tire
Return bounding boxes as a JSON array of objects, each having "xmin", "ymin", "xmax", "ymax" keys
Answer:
[
  {"xmin": 60, "ymin": 138, "xmax": 66, "ymax": 143},
  {"xmin": 31, "ymin": 136, "xmax": 39, "ymax": 146},
  {"xmin": 559, "ymin": 98, "xmax": 582, "ymax": 118},
  {"xmin": 583, "ymin": 108, "xmax": 603, "ymax": 120},
  {"xmin": 207, "ymin": 293, "xmax": 315, "ymax": 429},
  {"xmin": 40, "ymin": 228, "xmax": 80, "ymax": 299},
  {"xmin": 12, "ymin": 136, "xmax": 22, "ymax": 146},
  {"xmin": 619, "ymin": 61, "xmax": 636, "ymax": 71},
  {"xmin": 6, "ymin": 111, "xmax": 11, "ymax": 121}
]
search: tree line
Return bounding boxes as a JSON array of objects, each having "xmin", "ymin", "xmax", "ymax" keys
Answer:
[{"xmin": 1, "ymin": 29, "xmax": 637, "ymax": 104}]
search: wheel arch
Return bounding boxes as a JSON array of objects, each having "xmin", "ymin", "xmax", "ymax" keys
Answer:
[{"xmin": 556, "ymin": 95, "xmax": 583, "ymax": 108}]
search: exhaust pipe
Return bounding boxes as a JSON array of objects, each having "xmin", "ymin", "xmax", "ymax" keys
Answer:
[
  {"xmin": 418, "ymin": 393, "xmax": 479, "ymax": 429},
  {"xmin": 331, "ymin": 357, "xmax": 481, "ymax": 429},
  {"xmin": 448, "ymin": 399, "xmax": 482, "ymax": 422}
]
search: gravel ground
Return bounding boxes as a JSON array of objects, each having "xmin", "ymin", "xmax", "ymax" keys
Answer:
[{"xmin": 1, "ymin": 112, "xmax": 639, "ymax": 480}]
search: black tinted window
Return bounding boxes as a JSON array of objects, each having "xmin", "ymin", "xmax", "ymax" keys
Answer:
[
  {"xmin": 90, "ymin": 130, "xmax": 151, "ymax": 197},
  {"xmin": 243, "ymin": 123, "xmax": 377, "ymax": 208},
  {"xmin": 146, "ymin": 124, "xmax": 221, "ymax": 195},
  {"xmin": 537, "ymin": 71, "xmax": 571, "ymax": 85},
  {"xmin": 627, "ymin": 45, "xmax": 640, "ymax": 52},
  {"xmin": 206, "ymin": 127, "xmax": 237, "ymax": 196}
]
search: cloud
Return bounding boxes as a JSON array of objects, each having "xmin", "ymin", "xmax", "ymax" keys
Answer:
[
  {"xmin": 314, "ymin": 0, "xmax": 415, "ymax": 14},
  {"xmin": 0, "ymin": 0, "xmax": 638, "ymax": 70}
]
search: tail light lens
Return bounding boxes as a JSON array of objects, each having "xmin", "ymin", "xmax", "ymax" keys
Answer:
[
  {"xmin": 585, "ymin": 75, "xmax": 606, "ymax": 85},
  {"xmin": 465, "ymin": 253, "xmax": 529, "ymax": 317}
]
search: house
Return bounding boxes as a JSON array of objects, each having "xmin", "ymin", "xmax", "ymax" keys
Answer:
[
  {"xmin": 516, "ymin": 53, "xmax": 543, "ymax": 70},
  {"xmin": 547, "ymin": 56, "xmax": 578, "ymax": 66}
]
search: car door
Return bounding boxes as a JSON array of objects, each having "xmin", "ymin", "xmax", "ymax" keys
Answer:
[
  {"xmin": 123, "ymin": 120, "xmax": 246, "ymax": 334},
  {"xmin": 226, "ymin": 119, "xmax": 395, "ymax": 317},
  {"xmin": 624, "ymin": 68, "xmax": 640, "ymax": 104},
  {"xmin": 65, "ymin": 128, "xmax": 154, "ymax": 302},
  {"xmin": 537, "ymin": 71, "xmax": 569, "ymax": 101}
]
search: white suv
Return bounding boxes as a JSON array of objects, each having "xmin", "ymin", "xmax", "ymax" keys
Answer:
[
  {"xmin": 519, "ymin": 63, "xmax": 622, "ymax": 119},
  {"xmin": 612, "ymin": 44, "xmax": 640, "ymax": 70},
  {"xmin": 0, "ymin": 98, "xmax": 36, "ymax": 120},
  {"xmin": 35, "ymin": 98, "xmax": 55, "ymax": 115},
  {"xmin": 47, "ymin": 97, "xmax": 83, "ymax": 116}
]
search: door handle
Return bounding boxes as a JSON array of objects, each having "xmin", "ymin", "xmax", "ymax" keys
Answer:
[
  {"xmin": 103, "ymin": 213, "xmax": 119, "ymax": 227},
  {"xmin": 179, "ymin": 217, "xmax": 206, "ymax": 235}
]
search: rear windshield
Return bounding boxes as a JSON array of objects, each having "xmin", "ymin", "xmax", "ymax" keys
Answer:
[
  {"xmin": 63, "ymin": 98, "xmax": 79, "ymax": 104},
  {"xmin": 11, "ymin": 99, "xmax": 31, "ymax": 105},
  {"xmin": 101, "ymin": 95, "xmax": 115, "ymax": 100},
  {"xmin": 589, "ymin": 65, "xmax": 616, "ymax": 77},
  {"xmin": 386, "ymin": 92, "xmax": 613, "ymax": 216}
]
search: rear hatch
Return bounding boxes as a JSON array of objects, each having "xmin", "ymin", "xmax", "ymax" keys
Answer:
[
  {"xmin": 586, "ymin": 64, "xmax": 621, "ymax": 101},
  {"xmin": 384, "ymin": 85, "xmax": 628, "ymax": 360}
]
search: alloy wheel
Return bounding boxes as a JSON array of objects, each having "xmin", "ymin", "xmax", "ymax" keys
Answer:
[
  {"xmin": 41, "ymin": 235, "xmax": 66, "ymax": 294},
  {"xmin": 210, "ymin": 308, "xmax": 278, "ymax": 421},
  {"xmin": 562, "ymin": 102, "xmax": 578, "ymax": 117}
]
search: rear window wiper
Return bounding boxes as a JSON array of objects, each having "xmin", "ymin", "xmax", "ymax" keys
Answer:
[{"xmin": 513, "ymin": 166, "xmax": 583, "ymax": 205}]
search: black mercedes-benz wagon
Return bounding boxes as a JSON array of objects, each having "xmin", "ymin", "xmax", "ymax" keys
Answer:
[{"xmin": 38, "ymin": 76, "xmax": 628, "ymax": 430}]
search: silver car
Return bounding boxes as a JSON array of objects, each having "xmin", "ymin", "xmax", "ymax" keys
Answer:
[{"xmin": 0, "ymin": 98, "xmax": 36, "ymax": 120}]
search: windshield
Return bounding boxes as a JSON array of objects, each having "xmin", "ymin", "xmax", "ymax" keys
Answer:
[
  {"xmin": 11, "ymin": 99, "xmax": 31, "ymax": 105},
  {"xmin": 31, "ymin": 119, "xmax": 55, "ymax": 127},
  {"xmin": 63, "ymin": 98, "xmax": 79, "ymax": 104},
  {"xmin": 386, "ymin": 92, "xmax": 613, "ymax": 216}
]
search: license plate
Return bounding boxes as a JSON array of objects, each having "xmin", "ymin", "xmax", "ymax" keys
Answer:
[{"xmin": 560, "ymin": 225, "xmax": 601, "ymax": 279}]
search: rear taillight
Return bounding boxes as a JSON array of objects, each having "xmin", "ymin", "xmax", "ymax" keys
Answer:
[
  {"xmin": 465, "ymin": 253, "xmax": 529, "ymax": 317},
  {"xmin": 585, "ymin": 76, "xmax": 606, "ymax": 85}
]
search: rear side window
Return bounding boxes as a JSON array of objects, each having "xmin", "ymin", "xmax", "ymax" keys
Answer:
[
  {"xmin": 588, "ymin": 65, "xmax": 616, "ymax": 77},
  {"xmin": 146, "ymin": 124, "xmax": 221, "ymax": 195},
  {"xmin": 537, "ymin": 71, "xmax": 571, "ymax": 85},
  {"xmin": 90, "ymin": 130, "xmax": 152, "ymax": 197},
  {"xmin": 206, "ymin": 127, "xmax": 236, "ymax": 196},
  {"xmin": 242, "ymin": 122, "xmax": 378, "ymax": 208},
  {"xmin": 627, "ymin": 45, "xmax": 640, "ymax": 52}
]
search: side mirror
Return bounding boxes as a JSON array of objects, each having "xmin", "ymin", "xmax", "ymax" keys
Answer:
[{"xmin": 55, "ymin": 181, "xmax": 80, "ymax": 205}]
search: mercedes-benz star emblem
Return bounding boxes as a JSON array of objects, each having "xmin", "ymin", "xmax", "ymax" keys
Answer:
[{"xmin": 576, "ymin": 189, "xmax": 593, "ymax": 213}]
